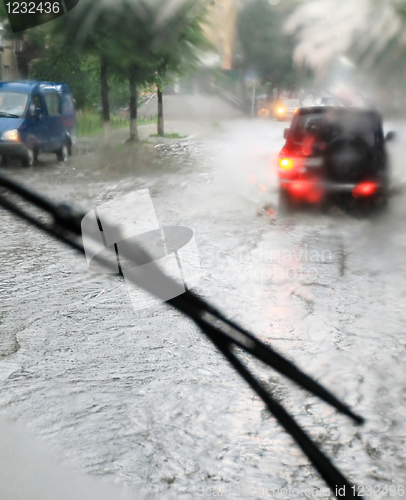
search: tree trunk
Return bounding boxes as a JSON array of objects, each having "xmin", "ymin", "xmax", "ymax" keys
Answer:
[
  {"xmin": 100, "ymin": 55, "xmax": 111, "ymax": 142},
  {"xmin": 157, "ymin": 86, "xmax": 164, "ymax": 136},
  {"xmin": 128, "ymin": 69, "xmax": 138, "ymax": 142}
]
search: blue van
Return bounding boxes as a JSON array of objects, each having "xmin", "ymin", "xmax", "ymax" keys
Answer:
[{"xmin": 0, "ymin": 81, "xmax": 76, "ymax": 167}]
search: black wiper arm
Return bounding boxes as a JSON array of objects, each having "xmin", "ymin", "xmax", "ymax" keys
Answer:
[{"xmin": 0, "ymin": 171, "xmax": 363, "ymax": 498}]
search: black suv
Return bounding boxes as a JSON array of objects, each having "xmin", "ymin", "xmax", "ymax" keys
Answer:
[{"xmin": 278, "ymin": 106, "xmax": 394, "ymax": 208}]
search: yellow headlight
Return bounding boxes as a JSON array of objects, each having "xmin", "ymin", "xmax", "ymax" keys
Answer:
[
  {"xmin": 2, "ymin": 129, "xmax": 20, "ymax": 142},
  {"xmin": 277, "ymin": 107, "xmax": 285, "ymax": 114}
]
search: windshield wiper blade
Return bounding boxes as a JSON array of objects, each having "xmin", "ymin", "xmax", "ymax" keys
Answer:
[
  {"xmin": 0, "ymin": 171, "xmax": 363, "ymax": 498},
  {"xmin": 0, "ymin": 112, "xmax": 19, "ymax": 118}
]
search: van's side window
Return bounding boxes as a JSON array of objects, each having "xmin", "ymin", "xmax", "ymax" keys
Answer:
[{"xmin": 44, "ymin": 93, "xmax": 61, "ymax": 117}]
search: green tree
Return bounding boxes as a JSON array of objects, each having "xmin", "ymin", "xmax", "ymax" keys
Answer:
[
  {"xmin": 287, "ymin": 0, "xmax": 406, "ymax": 77},
  {"xmin": 151, "ymin": 5, "xmax": 212, "ymax": 136},
  {"xmin": 52, "ymin": 8, "xmax": 126, "ymax": 138},
  {"xmin": 60, "ymin": 0, "xmax": 213, "ymax": 140},
  {"xmin": 59, "ymin": 0, "xmax": 163, "ymax": 141},
  {"xmin": 237, "ymin": 0, "xmax": 300, "ymax": 95},
  {"xmin": 109, "ymin": 0, "xmax": 210, "ymax": 140},
  {"xmin": 29, "ymin": 43, "xmax": 99, "ymax": 110},
  {"xmin": 286, "ymin": 0, "xmax": 406, "ymax": 108},
  {"xmin": 14, "ymin": 0, "xmax": 211, "ymax": 141}
]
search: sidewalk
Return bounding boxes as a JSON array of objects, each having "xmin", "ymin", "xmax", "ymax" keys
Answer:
[{"xmin": 76, "ymin": 121, "xmax": 200, "ymax": 155}]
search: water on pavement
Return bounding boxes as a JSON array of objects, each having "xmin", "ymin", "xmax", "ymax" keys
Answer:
[{"xmin": 1, "ymin": 118, "xmax": 406, "ymax": 498}]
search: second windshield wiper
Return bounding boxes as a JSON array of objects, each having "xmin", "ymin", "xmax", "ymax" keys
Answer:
[{"xmin": 0, "ymin": 112, "xmax": 20, "ymax": 118}]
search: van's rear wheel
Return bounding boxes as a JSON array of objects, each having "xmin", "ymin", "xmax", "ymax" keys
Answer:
[{"xmin": 56, "ymin": 143, "xmax": 69, "ymax": 162}]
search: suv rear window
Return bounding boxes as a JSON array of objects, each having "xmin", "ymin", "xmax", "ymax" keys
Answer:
[{"xmin": 290, "ymin": 109, "xmax": 382, "ymax": 147}]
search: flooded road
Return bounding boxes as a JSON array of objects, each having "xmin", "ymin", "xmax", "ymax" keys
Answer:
[{"xmin": 1, "ymin": 118, "xmax": 406, "ymax": 498}]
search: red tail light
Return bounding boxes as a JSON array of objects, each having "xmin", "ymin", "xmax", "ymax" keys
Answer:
[
  {"xmin": 352, "ymin": 181, "xmax": 378, "ymax": 198},
  {"xmin": 289, "ymin": 181, "xmax": 308, "ymax": 196},
  {"xmin": 288, "ymin": 181, "xmax": 324, "ymax": 203}
]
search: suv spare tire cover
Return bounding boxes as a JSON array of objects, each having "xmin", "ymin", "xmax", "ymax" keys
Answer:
[{"xmin": 325, "ymin": 134, "xmax": 375, "ymax": 183}]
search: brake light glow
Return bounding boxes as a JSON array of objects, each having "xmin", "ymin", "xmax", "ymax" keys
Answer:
[
  {"xmin": 278, "ymin": 158, "xmax": 294, "ymax": 170},
  {"xmin": 352, "ymin": 181, "xmax": 378, "ymax": 198},
  {"xmin": 287, "ymin": 181, "xmax": 324, "ymax": 203}
]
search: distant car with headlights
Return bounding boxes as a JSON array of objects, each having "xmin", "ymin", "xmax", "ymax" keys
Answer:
[
  {"xmin": 275, "ymin": 99, "xmax": 300, "ymax": 121},
  {"xmin": 0, "ymin": 81, "xmax": 76, "ymax": 167},
  {"xmin": 278, "ymin": 106, "xmax": 394, "ymax": 209}
]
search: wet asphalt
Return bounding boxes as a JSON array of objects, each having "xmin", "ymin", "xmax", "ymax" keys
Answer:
[{"xmin": 1, "ymin": 118, "xmax": 406, "ymax": 499}]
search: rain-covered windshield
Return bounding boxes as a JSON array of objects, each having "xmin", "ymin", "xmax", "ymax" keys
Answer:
[
  {"xmin": 0, "ymin": 92, "xmax": 28, "ymax": 118},
  {"xmin": 2, "ymin": 1, "xmax": 406, "ymax": 499}
]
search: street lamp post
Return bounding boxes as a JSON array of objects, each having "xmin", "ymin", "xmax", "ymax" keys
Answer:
[{"xmin": 251, "ymin": 79, "xmax": 256, "ymax": 117}]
